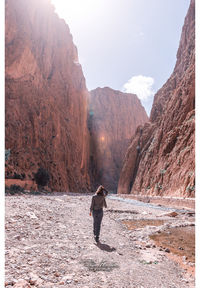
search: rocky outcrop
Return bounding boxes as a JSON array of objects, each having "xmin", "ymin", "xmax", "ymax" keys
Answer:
[
  {"xmin": 89, "ymin": 87, "xmax": 148, "ymax": 191},
  {"xmin": 5, "ymin": 0, "xmax": 90, "ymax": 191},
  {"xmin": 118, "ymin": 0, "xmax": 195, "ymax": 197}
]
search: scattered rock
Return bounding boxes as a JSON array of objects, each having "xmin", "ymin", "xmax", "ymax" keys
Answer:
[
  {"xmin": 28, "ymin": 273, "xmax": 43, "ymax": 286},
  {"xmin": 55, "ymin": 198, "xmax": 64, "ymax": 202},
  {"xmin": 13, "ymin": 279, "xmax": 31, "ymax": 288},
  {"xmin": 13, "ymin": 235, "xmax": 21, "ymax": 241},
  {"xmin": 187, "ymin": 212, "xmax": 195, "ymax": 217},
  {"xmin": 26, "ymin": 212, "xmax": 38, "ymax": 219},
  {"xmin": 5, "ymin": 281, "xmax": 12, "ymax": 287},
  {"xmin": 165, "ymin": 248, "xmax": 170, "ymax": 253},
  {"xmin": 163, "ymin": 212, "xmax": 178, "ymax": 217},
  {"xmin": 54, "ymin": 272, "xmax": 61, "ymax": 277},
  {"xmin": 182, "ymin": 278, "xmax": 189, "ymax": 283},
  {"xmin": 145, "ymin": 244, "xmax": 151, "ymax": 248},
  {"xmin": 142, "ymin": 211, "xmax": 148, "ymax": 215},
  {"xmin": 5, "ymin": 193, "xmax": 195, "ymax": 288},
  {"xmin": 182, "ymin": 256, "xmax": 188, "ymax": 261}
]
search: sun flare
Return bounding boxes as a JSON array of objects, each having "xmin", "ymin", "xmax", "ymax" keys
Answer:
[{"xmin": 51, "ymin": 0, "xmax": 99, "ymax": 21}]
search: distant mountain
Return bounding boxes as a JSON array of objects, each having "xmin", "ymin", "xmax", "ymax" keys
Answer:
[{"xmin": 89, "ymin": 87, "xmax": 148, "ymax": 191}]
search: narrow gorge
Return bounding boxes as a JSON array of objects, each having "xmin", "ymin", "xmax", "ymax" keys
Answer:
[{"xmin": 5, "ymin": 0, "xmax": 148, "ymax": 193}]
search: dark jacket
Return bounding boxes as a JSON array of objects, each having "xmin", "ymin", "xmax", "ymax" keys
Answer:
[{"xmin": 90, "ymin": 194, "xmax": 107, "ymax": 212}]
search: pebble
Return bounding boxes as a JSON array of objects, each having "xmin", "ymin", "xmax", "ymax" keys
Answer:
[
  {"xmin": 13, "ymin": 279, "xmax": 31, "ymax": 288},
  {"xmin": 164, "ymin": 212, "xmax": 178, "ymax": 217},
  {"xmin": 26, "ymin": 212, "xmax": 38, "ymax": 219},
  {"xmin": 13, "ymin": 235, "xmax": 21, "ymax": 240}
]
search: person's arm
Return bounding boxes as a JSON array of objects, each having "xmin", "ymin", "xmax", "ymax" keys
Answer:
[
  {"xmin": 102, "ymin": 186, "xmax": 108, "ymax": 196},
  {"xmin": 104, "ymin": 197, "xmax": 107, "ymax": 208},
  {"xmin": 90, "ymin": 196, "xmax": 95, "ymax": 215},
  {"xmin": 104, "ymin": 189, "xmax": 108, "ymax": 196}
]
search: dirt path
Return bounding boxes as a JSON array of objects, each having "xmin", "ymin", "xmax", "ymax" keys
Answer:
[{"xmin": 5, "ymin": 194, "xmax": 195, "ymax": 288}]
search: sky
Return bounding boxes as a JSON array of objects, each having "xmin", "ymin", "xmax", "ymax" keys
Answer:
[{"xmin": 51, "ymin": 0, "xmax": 190, "ymax": 116}]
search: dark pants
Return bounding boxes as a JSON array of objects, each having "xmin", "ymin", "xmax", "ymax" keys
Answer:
[{"xmin": 92, "ymin": 209, "xmax": 103, "ymax": 239}]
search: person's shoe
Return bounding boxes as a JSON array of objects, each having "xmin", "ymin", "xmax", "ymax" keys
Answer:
[{"xmin": 95, "ymin": 236, "xmax": 99, "ymax": 243}]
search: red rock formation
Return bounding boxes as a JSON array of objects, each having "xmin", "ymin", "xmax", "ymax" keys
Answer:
[
  {"xmin": 89, "ymin": 87, "xmax": 148, "ymax": 191},
  {"xmin": 5, "ymin": 0, "xmax": 90, "ymax": 191},
  {"xmin": 118, "ymin": 0, "xmax": 195, "ymax": 197}
]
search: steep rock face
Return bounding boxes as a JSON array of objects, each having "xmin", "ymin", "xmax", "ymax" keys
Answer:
[
  {"xmin": 118, "ymin": 0, "xmax": 195, "ymax": 197},
  {"xmin": 5, "ymin": 0, "xmax": 90, "ymax": 191},
  {"xmin": 89, "ymin": 87, "xmax": 148, "ymax": 191}
]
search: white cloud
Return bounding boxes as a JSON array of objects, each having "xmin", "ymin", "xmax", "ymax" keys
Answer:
[{"xmin": 123, "ymin": 75, "xmax": 155, "ymax": 101}]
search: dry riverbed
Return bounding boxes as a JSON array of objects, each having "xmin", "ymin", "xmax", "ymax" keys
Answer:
[{"xmin": 5, "ymin": 193, "xmax": 195, "ymax": 288}]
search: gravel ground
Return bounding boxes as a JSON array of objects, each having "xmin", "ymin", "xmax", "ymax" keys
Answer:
[{"xmin": 5, "ymin": 193, "xmax": 195, "ymax": 288}]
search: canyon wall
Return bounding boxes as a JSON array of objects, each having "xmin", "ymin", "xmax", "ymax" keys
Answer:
[
  {"xmin": 118, "ymin": 0, "xmax": 195, "ymax": 197},
  {"xmin": 89, "ymin": 87, "xmax": 148, "ymax": 191},
  {"xmin": 5, "ymin": 0, "xmax": 90, "ymax": 191}
]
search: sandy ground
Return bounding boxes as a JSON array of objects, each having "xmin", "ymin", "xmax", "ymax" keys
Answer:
[{"xmin": 5, "ymin": 193, "xmax": 195, "ymax": 288}]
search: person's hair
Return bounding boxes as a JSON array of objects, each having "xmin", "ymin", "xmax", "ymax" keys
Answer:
[{"xmin": 96, "ymin": 186, "xmax": 104, "ymax": 196}]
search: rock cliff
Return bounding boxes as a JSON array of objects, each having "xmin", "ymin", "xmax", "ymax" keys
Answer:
[
  {"xmin": 118, "ymin": 0, "xmax": 195, "ymax": 197},
  {"xmin": 89, "ymin": 87, "xmax": 148, "ymax": 191},
  {"xmin": 5, "ymin": 0, "xmax": 90, "ymax": 191}
]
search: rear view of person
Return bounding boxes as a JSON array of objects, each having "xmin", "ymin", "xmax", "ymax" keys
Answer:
[{"xmin": 90, "ymin": 185, "xmax": 108, "ymax": 243}]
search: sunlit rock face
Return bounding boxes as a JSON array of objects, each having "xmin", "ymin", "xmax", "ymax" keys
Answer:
[
  {"xmin": 118, "ymin": 0, "xmax": 195, "ymax": 197},
  {"xmin": 89, "ymin": 87, "xmax": 148, "ymax": 191},
  {"xmin": 5, "ymin": 0, "xmax": 90, "ymax": 191}
]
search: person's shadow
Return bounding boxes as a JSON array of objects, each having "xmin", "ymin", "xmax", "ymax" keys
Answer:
[{"xmin": 95, "ymin": 242, "xmax": 116, "ymax": 252}]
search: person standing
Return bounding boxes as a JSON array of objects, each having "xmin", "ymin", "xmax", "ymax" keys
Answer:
[{"xmin": 90, "ymin": 185, "xmax": 108, "ymax": 243}]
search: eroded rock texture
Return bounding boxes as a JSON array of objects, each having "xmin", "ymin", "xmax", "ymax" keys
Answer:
[
  {"xmin": 5, "ymin": 0, "xmax": 90, "ymax": 191},
  {"xmin": 118, "ymin": 0, "xmax": 195, "ymax": 197},
  {"xmin": 89, "ymin": 87, "xmax": 148, "ymax": 191}
]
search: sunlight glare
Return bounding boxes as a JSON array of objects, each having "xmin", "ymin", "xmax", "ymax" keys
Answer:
[{"xmin": 51, "ymin": 0, "xmax": 99, "ymax": 22}]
